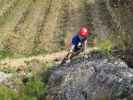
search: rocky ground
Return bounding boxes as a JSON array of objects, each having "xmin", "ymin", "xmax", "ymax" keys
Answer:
[{"xmin": 112, "ymin": 48, "xmax": 133, "ymax": 68}]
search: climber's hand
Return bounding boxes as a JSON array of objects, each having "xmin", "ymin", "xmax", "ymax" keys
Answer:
[
  {"xmin": 69, "ymin": 45, "xmax": 75, "ymax": 53},
  {"xmin": 77, "ymin": 42, "xmax": 82, "ymax": 48}
]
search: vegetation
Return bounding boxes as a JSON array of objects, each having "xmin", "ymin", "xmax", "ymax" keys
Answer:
[
  {"xmin": 0, "ymin": 0, "xmax": 132, "ymax": 99},
  {"xmin": 0, "ymin": 78, "xmax": 46, "ymax": 100},
  {"xmin": 20, "ymin": 78, "xmax": 46, "ymax": 100},
  {"xmin": 0, "ymin": 72, "xmax": 48, "ymax": 100},
  {"xmin": 87, "ymin": 34, "xmax": 97, "ymax": 47},
  {"xmin": 0, "ymin": 0, "xmax": 92, "ymax": 55},
  {"xmin": 0, "ymin": 0, "xmax": 132, "ymax": 55},
  {"xmin": 97, "ymin": 35, "xmax": 113, "ymax": 54},
  {"xmin": 0, "ymin": 50, "xmax": 14, "ymax": 60},
  {"xmin": 0, "ymin": 60, "xmax": 55, "ymax": 100},
  {"xmin": 0, "ymin": 49, "xmax": 34, "ymax": 60},
  {"xmin": 0, "ymin": 85, "xmax": 17, "ymax": 100}
]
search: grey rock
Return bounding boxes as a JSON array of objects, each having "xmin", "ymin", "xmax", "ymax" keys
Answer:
[
  {"xmin": 0, "ymin": 72, "xmax": 12, "ymax": 83},
  {"xmin": 47, "ymin": 52, "xmax": 133, "ymax": 100}
]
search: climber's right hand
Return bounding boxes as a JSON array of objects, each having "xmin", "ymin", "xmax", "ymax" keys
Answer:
[{"xmin": 69, "ymin": 45, "xmax": 75, "ymax": 53}]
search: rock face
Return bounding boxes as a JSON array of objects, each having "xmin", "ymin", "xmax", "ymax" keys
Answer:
[
  {"xmin": 47, "ymin": 52, "xmax": 133, "ymax": 100},
  {"xmin": 112, "ymin": 48, "xmax": 133, "ymax": 68}
]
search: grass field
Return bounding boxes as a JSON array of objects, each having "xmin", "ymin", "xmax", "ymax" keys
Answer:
[
  {"xmin": 0, "ymin": 0, "xmax": 89, "ymax": 55},
  {"xmin": 0, "ymin": 0, "xmax": 132, "ymax": 55}
]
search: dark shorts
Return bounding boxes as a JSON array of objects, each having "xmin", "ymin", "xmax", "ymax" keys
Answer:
[{"xmin": 74, "ymin": 45, "xmax": 83, "ymax": 52}]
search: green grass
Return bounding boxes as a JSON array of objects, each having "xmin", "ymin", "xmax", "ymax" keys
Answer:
[
  {"xmin": 18, "ymin": 78, "xmax": 46, "ymax": 100},
  {"xmin": 97, "ymin": 35, "xmax": 113, "ymax": 55},
  {"xmin": 0, "ymin": 85, "xmax": 17, "ymax": 100},
  {"xmin": 0, "ymin": 50, "xmax": 29, "ymax": 60},
  {"xmin": 87, "ymin": 33, "xmax": 96, "ymax": 47},
  {"xmin": 0, "ymin": 49, "xmax": 47, "ymax": 60},
  {"xmin": 0, "ymin": 50, "xmax": 14, "ymax": 60},
  {"xmin": 0, "ymin": 79, "xmax": 46, "ymax": 100}
]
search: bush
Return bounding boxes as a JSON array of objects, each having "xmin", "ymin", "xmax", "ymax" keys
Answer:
[
  {"xmin": 87, "ymin": 34, "xmax": 96, "ymax": 47},
  {"xmin": 0, "ymin": 78, "xmax": 47, "ymax": 100},
  {"xmin": 0, "ymin": 50, "xmax": 13, "ymax": 59},
  {"xmin": 0, "ymin": 85, "xmax": 17, "ymax": 100},
  {"xmin": 20, "ymin": 79, "xmax": 47, "ymax": 100},
  {"xmin": 98, "ymin": 39, "xmax": 113, "ymax": 54},
  {"xmin": 0, "ymin": 56, "xmax": 51, "ymax": 100}
]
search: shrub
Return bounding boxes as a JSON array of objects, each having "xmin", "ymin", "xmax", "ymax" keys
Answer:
[
  {"xmin": 0, "ymin": 85, "xmax": 17, "ymax": 100},
  {"xmin": 97, "ymin": 39, "xmax": 113, "ymax": 54},
  {"xmin": 87, "ymin": 34, "xmax": 96, "ymax": 47},
  {"xmin": 0, "ymin": 77, "xmax": 47, "ymax": 100},
  {"xmin": 21, "ymin": 78, "xmax": 47, "ymax": 99},
  {"xmin": 0, "ymin": 50, "xmax": 14, "ymax": 60}
]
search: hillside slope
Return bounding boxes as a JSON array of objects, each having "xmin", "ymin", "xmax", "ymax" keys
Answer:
[
  {"xmin": 0, "ymin": 0, "xmax": 88, "ymax": 54},
  {"xmin": 0, "ymin": 0, "xmax": 133, "ymax": 54}
]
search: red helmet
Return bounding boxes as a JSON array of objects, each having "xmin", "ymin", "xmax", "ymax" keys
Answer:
[{"xmin": 79, "ymin": 27, "xmax": 90, "ymax": 37}]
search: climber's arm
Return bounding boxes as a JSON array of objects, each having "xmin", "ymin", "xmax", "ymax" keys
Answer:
[{"xmin": 83, "ymin": 40, "xmax": 88, "ymax": 52}]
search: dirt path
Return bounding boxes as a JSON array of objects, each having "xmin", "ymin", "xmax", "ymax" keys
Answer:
[
  {"xmin": 0, "ymin": 51, "xmax": 66, "ymax": 69},
  {"xmin": 0, "ymin": 47, "xmax": 98, "ymax": 70}
]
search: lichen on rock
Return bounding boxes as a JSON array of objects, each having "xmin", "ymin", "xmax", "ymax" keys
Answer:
[{"xmin": 47, "ymin": 51, "xmax": 133, "ymax": 100}]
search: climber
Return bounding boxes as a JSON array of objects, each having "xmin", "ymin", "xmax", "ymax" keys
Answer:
[{"xmin": 61, "ymin": 26, "xmax": 96, "ymax": 64}]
